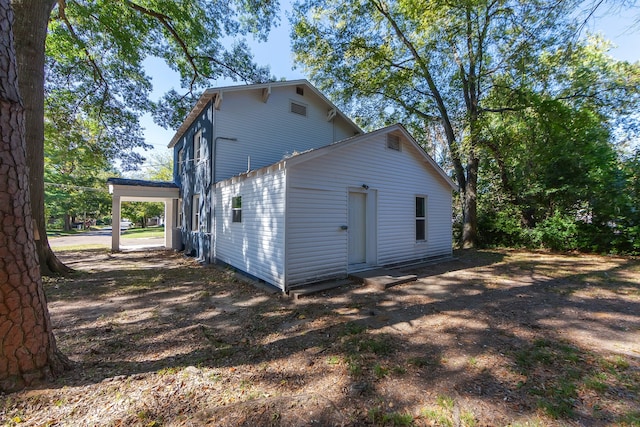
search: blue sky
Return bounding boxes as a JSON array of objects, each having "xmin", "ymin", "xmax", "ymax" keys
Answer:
[{"xmin": 134, "ymin": 2, "xmax": 640, "ymax": 173}]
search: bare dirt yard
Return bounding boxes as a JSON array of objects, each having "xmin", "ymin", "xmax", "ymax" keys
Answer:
[{"xmin": 1, "ymin": 249, "xmax": 639, "ymax": 426}]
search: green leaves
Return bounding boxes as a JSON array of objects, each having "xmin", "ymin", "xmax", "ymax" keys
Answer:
[
  {"xmin": 45, "ymin": 0, "xmax": 279, "ymax": 173},
  {"xmin": 42, "ymin": 0, "xmax": 280, "ymax": 229},
  {"xmin": 291, "ymin": 0, "xmax": 640, "ymax": 251}
]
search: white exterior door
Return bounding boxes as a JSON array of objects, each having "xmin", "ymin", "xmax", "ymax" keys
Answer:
[{"xmin": 348, "ymin": 192, "xmax": 367, "ymax": 265}]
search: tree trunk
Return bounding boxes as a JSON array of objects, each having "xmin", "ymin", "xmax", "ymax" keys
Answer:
[
  {"xmin": 0, "ymin": 0, "xmax": 71, "ymax": 392},
  {"xmin": 462, "ymin": 156, "xmax": 479, "ymax": 249},
  {"xmin": 11, "ymin": 0, "xmax": 70, "ymax": 275},
  {"xmin": 63, "ymin": 213, "xmax": 71, "ymax": 231}
]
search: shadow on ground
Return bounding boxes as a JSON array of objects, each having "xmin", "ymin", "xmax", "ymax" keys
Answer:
[{"xmin": 4, "ymin": 249, "xmax": 639, "ymax": 426}]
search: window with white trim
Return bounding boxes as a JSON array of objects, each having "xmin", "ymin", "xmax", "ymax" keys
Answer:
[
  {"xmin": 192, "ymin": 194, "xmax": 200, "ymax": 231},
  {"xmin": 178, "ymin": 198, "xmax": 183, "ymax": 228},
  {"xmin": 193, "ymin": 130, "xmax": 203, "ymax": 163},
  {"xmin": 416, "ymin": 196, "xmax": 427, "ymax": 241},
  {"xmin": 232, "ymin": 196, "xmax": 242, "ymax": 223}
]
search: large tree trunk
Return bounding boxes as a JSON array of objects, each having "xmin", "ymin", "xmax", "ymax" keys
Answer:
[
  {"xmin": 11, "ymin": 0, "xmax": 70, "ymax": 275},
  {"xmin": 0, "ymin": 0, "xmax": 70, "ymax": 392}
]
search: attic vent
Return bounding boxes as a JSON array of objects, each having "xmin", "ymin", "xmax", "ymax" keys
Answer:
[
  {"xmin": 290, "ymin": 101, "xmax": 307, "ymax": 117},
  {"xmin": 296, "ymin": 86, "xmax": 304, "ymax": 96},
  {"xmin": 387, "ymin": 134, "xmax": 401, "ymax": 151}
]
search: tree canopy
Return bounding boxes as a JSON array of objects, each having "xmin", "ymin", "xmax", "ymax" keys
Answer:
[
  {"xmin": 46, "ymin": 0, "xmax": 279, "ymax": 168},
  {"xmin": 290, "ymin": 0, "xmax": 640, "ymax": 252}
]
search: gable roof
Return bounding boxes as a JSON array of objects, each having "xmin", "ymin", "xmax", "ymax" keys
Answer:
[
  {"xmin": 167, "ymin": 79, "xmax": 362, "ymax": 148},
  {"xmin": 219, "ymin": 123, "xmax": 458, "ymax": 191}
]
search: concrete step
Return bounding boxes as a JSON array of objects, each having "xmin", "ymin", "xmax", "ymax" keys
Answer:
[
  {"xmin": 288, "ymin": 279, "xmax": 353, "ymax": 300},
  {"xmin": 349, "ymin": 268, "xmax": 418, "ymax": 290}
]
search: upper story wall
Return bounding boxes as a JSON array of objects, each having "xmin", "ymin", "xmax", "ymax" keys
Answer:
[
  {"xmin": 173, "ymin": 101, "xmax": 213, "ymax": 189},
  {"xmin": 213, "ymin": 84, "xmax": 359, "ymax": 182},
  {"xmin": 173, "ymin": 102, "xmax": 213, "ymax": 246}
]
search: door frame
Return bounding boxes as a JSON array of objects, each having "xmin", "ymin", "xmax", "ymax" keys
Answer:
[{"xmin": 347, "ymin": 187, "xmax": 377, "ymax": 271}]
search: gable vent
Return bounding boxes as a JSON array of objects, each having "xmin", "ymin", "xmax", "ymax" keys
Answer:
[
  {"xmin": 387, "ymin": 134, "xmax": 401, "ymax": 151},
  {"xmin": 296, "ymin": 86, "xmax": 304, "ymax": 96},
  {"xmin": 290, "ymin": 101, "xmax": 307, "ymax": 117}
]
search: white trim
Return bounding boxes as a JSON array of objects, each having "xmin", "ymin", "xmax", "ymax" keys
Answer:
[{"xmin": 262, "ymin": 86, "xmax": 271, "ymax": 103}]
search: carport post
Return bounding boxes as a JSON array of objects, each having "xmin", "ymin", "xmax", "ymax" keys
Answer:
[
  {"xmin": 164, "ymin": 198, "xmax": 175, "ymax": 249},
  {"xmin": 112, "ymin": 194, "xmax": 121, "ymax": 251}
]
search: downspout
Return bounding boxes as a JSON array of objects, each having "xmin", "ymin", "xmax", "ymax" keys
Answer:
[
  {"xmin": 210, "ymin": 101, "xmax": 215, "ymax": 263},
  {"xmin": 211, "ymin": 101, "xmax": 216, "ymax": 186}
]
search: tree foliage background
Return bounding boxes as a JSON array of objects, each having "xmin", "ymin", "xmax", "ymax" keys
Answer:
[
  {"xmin": 290, "ymin": 0, "xmax": 640, "ymax": 254},
  {"xmin": 42, "ymin": 0, "xmax": 276, "ymax": 231}
]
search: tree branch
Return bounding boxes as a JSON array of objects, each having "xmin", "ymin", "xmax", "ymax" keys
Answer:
[
  {"xmin": 122, "ymin": 0, "xmax": 201, "ymax": 90},
  {"xmin": 56, "ymin": 0, "xmax": 109, "ymax": 94},
  {"xmin": 368, "ymin": 0, "xmax": 466, "ymax": 190},
  {"xmin": 124, "ymin": 0, "xmax": 257, "ymax": 88},
  {"xmin": 373, "ymin": 89, "xmax": 441, "ymax": 122}
]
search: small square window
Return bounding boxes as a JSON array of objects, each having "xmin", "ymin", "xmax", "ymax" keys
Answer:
[
  {"xmin": 232, "ymin": 196, "xmax": 242, "ymax": 223},
  {"xmin": 387, "ymin": 134, "xmax": 401, "ymax": 151},
  {"xmin": 296, "ymin": 86, "xmax": 304, "ymax": 96}
]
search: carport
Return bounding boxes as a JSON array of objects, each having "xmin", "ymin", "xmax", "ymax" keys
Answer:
[{"xmin": 107, "ymin": 178, "xmax": 180, "ymax": 251}]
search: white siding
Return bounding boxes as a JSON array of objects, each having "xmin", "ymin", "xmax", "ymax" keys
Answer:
[
  {"xmin": 286, "ymin": 186, "xmax": 348, "ymax": 285},
  {"xmin": 213, "ymin": 86, "xmax": 357, "ymax": 182},
  {"xmin": 286, "ymin": 133, "xmax": 452, "ymax": 286},
  {"xmin": 215, "ymin": 168, "xmax": 287, "ymax": 289}
]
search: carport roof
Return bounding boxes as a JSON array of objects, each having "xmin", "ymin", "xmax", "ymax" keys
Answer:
[{"xmin": 106, "ymin": 178, "xmax": 178, "ymax": 188}]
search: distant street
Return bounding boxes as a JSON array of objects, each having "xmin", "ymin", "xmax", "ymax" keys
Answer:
[{"xmin": 49, "ymin": 229, "xmax": 165, "ymax": 249}]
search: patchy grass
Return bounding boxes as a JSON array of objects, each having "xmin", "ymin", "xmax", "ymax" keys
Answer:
[
  {"xmin": 419, "ymin": 394, "xmax": 477, "ymax": 427},
  {"xmin": 2, "ymin": 248, "xmax": 639, "ymax": 426},
  {"xmin": 368, "ymin": 406, "xmax": 415, "ymax": 426},
  {"xmin": 513, "ymin": 338, "xmax": 640, "ymax": 420}
]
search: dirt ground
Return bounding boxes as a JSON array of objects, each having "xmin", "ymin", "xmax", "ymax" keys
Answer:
[{"xmin": 1, "ymin": 249, "xmax": 639, "ymax": 426}]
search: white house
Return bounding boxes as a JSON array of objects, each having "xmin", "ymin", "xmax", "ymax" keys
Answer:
[{"xmin": 109, "ymin": 80, "xmax": 457, "ymax": 292}]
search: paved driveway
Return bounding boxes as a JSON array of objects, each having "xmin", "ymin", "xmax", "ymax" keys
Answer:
[{"xmin": 49, "ymin": 229, "xmax": 165, "ymax": 250}]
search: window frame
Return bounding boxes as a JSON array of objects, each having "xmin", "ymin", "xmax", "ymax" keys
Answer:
[
  {"xmin": 415, "ymin": 196, "xmax": 427, "ymax": 242},
  {"xmin": 177, "ymin": 147, "xmax": 184, "ymax": 176},
  {"xmin": 387, "ymin": 134, "xmax": 401, "ymax": 151},
  {"xmin": 192, "ymin": 194, "xmax": 200, "ymax": 231},
  {"xmin": 232, "ymin": 196, "xmax": 242, "ymax": 223},
  {"xmin": 290, "ymin": 101, "xmax": 308, "ymax": 117},
  {"xmin": 193, "ymin": 129, "xmax": 203, "ymax": 163}
]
